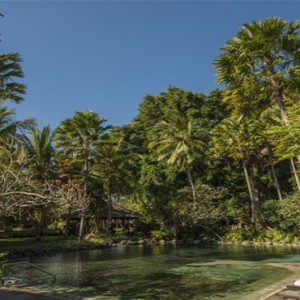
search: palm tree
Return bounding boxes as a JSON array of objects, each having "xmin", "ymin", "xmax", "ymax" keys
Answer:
[
  {"xmin": 149, "ymin": 113, "xmax": 207, "ymax": 199},
  {"xmin": 211, "ymin": 116, "xmax": 257, "ymax": 225},
  {"xmin": 54, "ymin": 111, "xmax": 109, "ymax": 243},
  {"xmin": 0, "ymin": 106, "xmax": 18, "ymax": 142},
  {"xmin": 16, "ymin": 126, "xmax": 55, "ymax": 240},
  {"xmin": 92, "ymin": 132, "xmax": 135, "ymax": 237},
  {"xmin": 22, "ymin": 126, "xmax": 55, "ymax": 179},
  {"xmin": 214, "ymin": 17, "xmax": 300, "ymax": 191},
  {"xmin": 0, "ymin": 53, "xmax": 26, "ymax": 103},
  {"xmin": 0, "ymin": 106, "xmax": 34, "ymax": 142}
]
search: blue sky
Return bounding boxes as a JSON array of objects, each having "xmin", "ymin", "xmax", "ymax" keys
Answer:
[{"xmin": 1, "ymin": 1, "xmax": 299, "ymax": 128}]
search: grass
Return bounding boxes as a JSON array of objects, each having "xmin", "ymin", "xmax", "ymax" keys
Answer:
[
  {"xmin": 0, "ymin": 236, "xmax": 74, "ymax": 250},
  {"xmin": 0, "ymin": 235, "xmax": 110, "ymax": 263}
]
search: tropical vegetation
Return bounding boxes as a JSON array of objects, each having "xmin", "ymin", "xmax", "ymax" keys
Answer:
[{"xmin": 2, "ymin": 17, "xmax": 300, "ymax": 244}]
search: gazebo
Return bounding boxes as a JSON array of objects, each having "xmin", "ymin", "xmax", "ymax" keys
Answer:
[
  {"xmin": 67, "ymin": 204, "xmax": 140, "ymax": 233},
  {"xmin": 99, "ymin": 204, "xmax": 141, "ymax": 230}
]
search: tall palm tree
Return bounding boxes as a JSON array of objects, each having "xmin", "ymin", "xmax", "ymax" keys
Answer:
[
  {"xmin": 0, "ymin": 53, "xmax": 26, "ymax": 104},
  {"xmin": 211, "ymin": 116, "xmax": 257, "ymax": 224},
  {"xmin": 149, "ymin": 113, "xmax": 207, "ymax": 199},
  {"xmin": 54, "ymin": 111, "xmax": 109, "ymax": 242},
  {"xmin": 214, "ymin": 17, "xmax": 300, "ymax": 191}
]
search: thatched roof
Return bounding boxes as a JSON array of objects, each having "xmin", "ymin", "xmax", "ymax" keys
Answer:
[
  {"xmin": 68, "ymin": 204, "xmax": 140, "ymax": 220},
  {"xmin": 100, "ymin": 204, "xmax": 141, "ymax": 219}
]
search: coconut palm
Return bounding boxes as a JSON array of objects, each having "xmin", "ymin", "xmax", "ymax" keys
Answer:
[
  {"xmin": 0, "ymin": 53, "xmax": 26, "ymax": 104},
  {"xmin": 214, "ymin": 17, "xmax": 300, "ymax": 191},
  {"xmin": 149, "ymin": 113, "xmax": 207, "ymax": 199},
  {"xmin": 54, "ymin": 111, "xmax": 109, "ymax": 242}
]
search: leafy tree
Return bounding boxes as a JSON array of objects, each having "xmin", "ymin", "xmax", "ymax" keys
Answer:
[
  {"xmin": 267, "ymin": 104, "xmax": 300, "ymax": 160},
  {"xmin": 177, "ymin": 183, "xmax": 227, "ymax": 240}
]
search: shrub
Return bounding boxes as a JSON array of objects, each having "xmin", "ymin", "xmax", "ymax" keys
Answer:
[
  {"xmin": 224, "ymin": 228, "xmax": 256, "ymax": 242},
  {"xmin": 253, "ymin": 228, "xmax": 298, "ymax": 244},
  {"xmin": 150, "ymin": 229, "xmax": 175, "ymax": 240}
]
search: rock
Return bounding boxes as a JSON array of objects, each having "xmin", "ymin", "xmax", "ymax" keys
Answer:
[
  {"xmin": 278, "ymin": 289, "xmax": 300, "ymax": 298},
  {"xmin": 294, "ymin": 279, "xmax": 300, "ymax": 286},
  {"xmin": 241, "ymin": 241, "xmax": 253, "ymax": 245},
  {"xmin": 2, "ymin": 277, "xmax": 28, "ymax": 287},
  {"xmin": 127, "ymin": 240, "xmax": 138, "ymax": 245}
]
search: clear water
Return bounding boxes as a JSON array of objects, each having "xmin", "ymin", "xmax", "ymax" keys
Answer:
[{"xmin": 10, "ymin": 244, "xmax": 300, "ymax": 299}]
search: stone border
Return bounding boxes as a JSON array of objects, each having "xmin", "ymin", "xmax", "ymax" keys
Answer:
[{"xmin": 241, "ymin": 263, "xmax": 300, "ymax": 300}]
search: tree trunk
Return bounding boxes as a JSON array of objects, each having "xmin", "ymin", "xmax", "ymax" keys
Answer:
[
  {"xmin": 173, "ymin": 218, "xmax": 179, "ymax": 241},
  {"xmin": 186, "ymin": 165, "xmax": 196, "ymax": 200},
  {"xmin": 269, "ymin": 153, "xmax": 283, "ymax": 201},
  {"xmin": 79, "ymin": 209, "xmax": 86, "ymax": 244},
  {"xmin": 252, "ymin": 161, "xmax": 261, "ymax": 203},
  {"xmin": 290, "ymin": 158, "xmax": 300, "ymax": 192},
  {"xmin": 34, "ymin": 210, "xmax": 44, "ymax": 241},
  {"xmin": 278, "ymin": 109, "xmax": 300, "ymax": 191},
  {"xmin": 241, "ymin": 158, "xmax": 256, "ymax": 226},
  {"xmin": 64, "ymin": 206, "xmax": 72, "ymax": 237},
  {"xmin": 79, "ymin": 147, "xmax": 89, "ymax": 244},
  {"xmin": 105, "ymin": 192, "xmax": 112, "ymax": 238},
  {"xmin": 265, "ymin": 63, "xmax": 300, "ymax": 192}
]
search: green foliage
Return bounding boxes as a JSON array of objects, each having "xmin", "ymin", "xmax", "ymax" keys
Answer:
[
  {"xmin": 3, "ymin": 18, "xmax": 300, "ymax": 245},
  {"xmin": 266, "ymin": 104, "xmax": 300, "ymax": 160},
  {"xmin": 84, "ymin": 232, "xmax": 107, "ymax": 244},
  {"xmin": 215, "ymin": 17, "xmax": 300, "ymax": 115},
  {"xmin": 21, "ymin": 125, "xmax": 55, "ymax": 179},
  {"xmin": 150, "ymin": 229, "xmax": 175, "ymax": 240},
  {"xmin": 260, "ymin": 199, "xmax": 281, "ymax": 224},
  {"xmin": 224, "ymin": 229, "xmax": 255, "ymax": 242},
  {"xmin": 225, "ymin": 227, "xmax": 299, "ymax": 243},
  {"xmin": 253, "ymin": 228, "xmax": 298, "ymax": 244},
  {"xmin": 177, "ymin": 183, "xmax": 227, "ymax": 225},
  {"xmin": 0, "ymin": 53, "xmax": 26, "ymax": 103},
  {"xmin": 0, "ymin": 251, "xmax": 8, "ymax": 261},
  {"xmin": 277, "ymin": 193, "xmax": 300, "ymax": 231}
]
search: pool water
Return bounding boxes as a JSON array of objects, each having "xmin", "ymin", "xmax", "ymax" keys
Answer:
[{"xmin": 13, "ymin": 244, "xmax": 300, "ymax": 299}]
